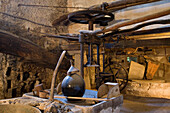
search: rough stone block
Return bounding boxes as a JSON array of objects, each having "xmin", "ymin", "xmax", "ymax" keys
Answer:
[{"xmin": 125, "ymin": 81, "xmax": 170, "ymax": 99}]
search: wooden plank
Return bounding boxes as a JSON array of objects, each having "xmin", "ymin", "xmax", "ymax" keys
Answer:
[
  {"xmin": 126, "ymin": 32, "xmax": 170, "ymax": 40},
  {"xmin": 146, "ymin": 61, "xmax": 160, "ymax": 80},
  {"xmin": 101, "ymin": 27, "xmax": 170, "ymax": 39},
  {"xmin": 125, "ymin": 27, "xmax": 170, "ymax": 36},
  {"xmin": 0, "ymin": 30, "xmax": 69, "ymax": 69},
  {"xmin": 53, "ymin": 95, "xmax": 110, "ymax": 101},
  {"xmin": 84, "ymin": 51, "xmax": 91, "ymax": 89},
  {"xmin": 61, "ymin": 43, "xmax": 81, "ymax": 51},
  {"xmin": 116, "ymin": 19, "xmax": 170, "ymax": 36}
]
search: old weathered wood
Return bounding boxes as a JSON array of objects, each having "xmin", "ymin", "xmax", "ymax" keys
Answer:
[
  {"xmin": 92, "ymin": 8, "xmax": 170, "ymax": 35},
  {"xmin": 61, "ymin": 43, "xmax": 87, "ymax": 51},
  {"xmin": 84, "ymin": 51, "xmax": 92, "ymax": 89},
  {"xmin": 119, "ymin": 19, "xmax": 170, "ymax": 35},
  {"xmin": 53, "ymin": 95, "xmax": 110, "ymax": 101},
  {"xmin": 106, "ymin": 38, "xmax": 170, "ymax": 49},
  {"xmin": 50, "ymin": 51, "xmax": 66, "ymax": 101},
  {"xmin": 127, "ymin": 32, "xmax": 170, "ymax": 40},
  {"xmin": 61, "ymin": 33, "xmax": 170, "ymax": 50},
  {"xmin": 101, "ymin": 20, "xmax": 170, "ymax": 39},
  {"xmin": 0, "ymin": 30, "xmax": 69, "ymax": 69},
  {"xmin": 44, "ymin": 33, "xmax": 79, "ymax": 41},
  {"xmin": 127, "ymin": 27, "xmax": 170, "ymax": 36},
  {"xmin": 146, "ymin": 61, "xmax": 160, "ymax": 80}
]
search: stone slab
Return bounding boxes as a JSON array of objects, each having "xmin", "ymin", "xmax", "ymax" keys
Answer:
[{"xmin": 124, "ymin": 81, "xmax": 170, "ymax": 99}]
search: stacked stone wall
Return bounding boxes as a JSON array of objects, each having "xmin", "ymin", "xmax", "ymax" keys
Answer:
[{"xmin": 0, "ymin": 0, "xmax": 68, "ymax": 99}]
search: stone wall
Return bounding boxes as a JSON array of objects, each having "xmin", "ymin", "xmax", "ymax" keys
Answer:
[{"xmin": 0, "ymin": 0, "xmax": 68, "ymax": 99}]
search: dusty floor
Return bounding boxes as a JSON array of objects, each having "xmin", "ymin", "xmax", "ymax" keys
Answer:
[{"xmin": 120, "ymin": 95, "xmax": 170, "ymax": 113}]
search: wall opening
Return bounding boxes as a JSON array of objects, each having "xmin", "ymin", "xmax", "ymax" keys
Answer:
[
  {"xmin": 21, "ymin": 83, "xmax": 26, "ymax": 95},
  {"xmin": 23, "ymin": 72, "xmax": 30, "ymax": 81},
  {"xmin": 6, "ymin": 67, "xmax": 11, "ymax": 77},
  {"xmin": 12, "ymin": 88, "xmax": 17, "ymax": 97},
  {"xmin": 29, "ymin": 81, "xmax": 36, "ymax": 92},
  {"xmin": 7, "ymin": 80, "xmax": 11, "ymax": 89},
  {"xmin": 17, "ymin": 74, "xmax": 20, "ymax": 81}
]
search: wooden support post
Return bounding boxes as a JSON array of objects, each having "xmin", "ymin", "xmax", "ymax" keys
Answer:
[{"xmin": 79, "ymin": 33, "xmax": 84, "ymax": 78}]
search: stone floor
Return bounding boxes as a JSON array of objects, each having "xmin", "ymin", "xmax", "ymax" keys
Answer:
[{"xmin": 120, "ymin": 95, "xmax": 170, "ymax": 113}]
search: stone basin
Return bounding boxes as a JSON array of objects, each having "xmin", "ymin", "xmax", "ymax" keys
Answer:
[
  {"xmin": 0, "ymin": 104, "xmax": 41, "ymax": 113},
  {"xmin": 23, "ymin": 89, "xmax": 123, "ymax": 113}
]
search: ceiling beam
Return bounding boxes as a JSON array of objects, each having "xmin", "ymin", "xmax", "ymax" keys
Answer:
[{"xmin": 106, "ymin": 38, "xmax": 170, "ymax": 49}]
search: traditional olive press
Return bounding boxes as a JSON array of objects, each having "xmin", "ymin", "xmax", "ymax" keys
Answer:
[{"xmin": 61, "ymin": 61, "xmax": 85, "ymax": 98}]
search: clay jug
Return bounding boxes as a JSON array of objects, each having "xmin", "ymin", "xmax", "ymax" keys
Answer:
[{"xmin": 61, "ymin": 63, "xmax": 85, "ymax": 97}]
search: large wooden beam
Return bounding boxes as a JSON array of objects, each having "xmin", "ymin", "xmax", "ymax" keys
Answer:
[
  {"xmin": 127, "ymin": 32, "xmax": 170, "ymax": 40},
  {"xmin": 128, "ymin": 27, "xmax": 170, "ymax": 36},
  {"xmin": 101, "ymin": 21, "xmax": 170, "ymax": 39},
  {"xmin": 105, "ymin": 38, "xmax": 170, "ymax": 49},
  {"xmin": 61, "ymin": 31, "xmax": 170, "ymax": 51},
  {"xmin": 61, "ymin": 38, "xmax": 170, "ymax": 50},
  {"xmin": 0, "ymin": 30, "xmax": 69, "ymax": 70}
]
